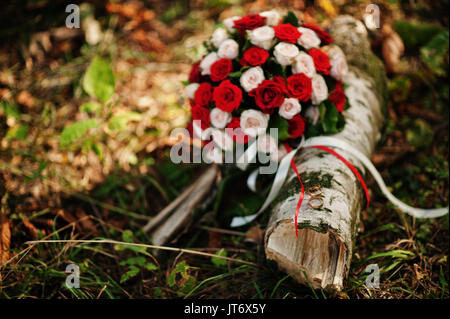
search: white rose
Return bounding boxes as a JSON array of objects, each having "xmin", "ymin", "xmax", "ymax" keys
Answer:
[
  {"xmin": 200, "ymin": 52, "xmax": 219, "ymax": 75},
  {"xmin": 305, "ymin": 106, "xmax": 320, "ymax": 125},
  {"xmin": 240, "ymin": 67, "xmax": 265, "ymax": 92},
  {"xmin": 203, "ymin": 142, "xmax": 223, "ymax": 164},
  {"xmin": 211, "ymin": 27, "xmax": 229, "ymax": 48},
  {"xmin": 274, "ymin": 42, "xmax": 299, "ymax": 66},
  {"xmin": 218, "ymin": 39, "xmax": 239, "ymax": 59},
  {"xmin": 326, "ymin": 46, "xmax": 348, "ymax": 81},
  {"xmin": 271, "ymin": 144, "xmax": 288, "ymax": 162},
  {"xmin": 210, "ymin": 108, "xmax": 232, "ymax": 129},
  {"xmin": 257, "ymin": 134, "xmax": 278, "ymax": 154},
  {"xmin": 292, "ymin": 51, "xmax": 316, "ymax": 78},
  {"xmin": 260, "ymin": 10, "xmax": 282, "ymax": 26},
  {"xmin": 240, "ymin": 109, "xmax": 270, "ymax": 137},
  {"xmin": 247, "ymin": 26, "xmax": 276, "ymax": 50},
  {"xmin": 210, "ymin": 128, "xmax": 234, "ymax": 151},
  {"xmin": 310, "ymin": 74, "xmax": 328, "ymax": 105},
  {"xmin": 279, "ymin": 98, "xmax": 302, "ymax": 120},
  {"xmin": 185, "ymin": 83, "xmax": 199, "ymax": 100},
  {"xmin": 223, "ymin": 16, "xmax": 239, "ymax": 33},
  {"xmin": 297, "ymin": 27, "xmax": 321, "ymax": 49}
]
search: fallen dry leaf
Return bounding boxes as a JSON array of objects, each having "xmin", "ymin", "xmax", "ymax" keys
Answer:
[
  {"xmin": 244, "ymin": 226, "xmax": 264, "ymax": 245},
  {"xmin": 22, "ymin": 219, "xmax": 38, "ymax": 239},
  {"xmin": 0, "ymin": 213, "xmax": 11, "ymax": 266},
  {"xmin": 382, "ymin": 25, "xmax": 404, "ymax": 73},
  {"xmin": 75, "ymin": 209, "xmax": 98, "ymax": 235},
  {"xmin": 318, "ymin": 0, "xmax": 338, "ymax": 17},
  {"xmin": 17, "ymin": 90, "xmax": 35, "ymax": 107}
]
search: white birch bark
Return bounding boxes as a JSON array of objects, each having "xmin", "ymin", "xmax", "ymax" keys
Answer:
[{"xmin": 264, "ymin": 16, "xmax": 387, "ymax": 291}]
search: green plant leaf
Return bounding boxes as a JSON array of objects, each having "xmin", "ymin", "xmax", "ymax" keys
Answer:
[
  {"xmin": 108, "ymin": 112, "xmax": 142, "ymax": 131},
  {"xmin": 60, "ymin": 119, "xmax": 99, "ymax": 148},
  {"xmin": 283, "ymin": 11, "xmax": 299, "ymax": 27},
  {"xmin": 120, "ymin": 265, "xmax": 140, "ymax": 283},
  {"xmin": 6, "ymin": 125, "xmax": 28, "ymax": 140},
  {"xmin": 420, "ymin": 30, "xmax": 449, "ymax": 77},
  {"xmin": 1, "ymin": 101, "xmax": 20, "ymax": 119},
  {"xmin": 406, "ymin": 119, "xmax": 434, "ymax": 148},
  {"xmin": 393, "ymin": 20, "xmax": 442, "ymax": 49},
  {"xmin": 83, "ymin": 56, "xmax": 115, "ymax": 103},
  {"xmin": 211, "ymin": 249, "xmax": 228, "ymax": 268},
  {"xmin": 80, "ymin": 101, "xmax": 102, "ymax": 115},
  {"xmin": 269, "ymin": 114, "xmax": 290, "ymax": 140},
  {"xmin": 320, "ymin": 101, "xmax": 339, "ymax": 134},
  {"xmin": 167, "ymin": 261, "xmax": 189, "ymax": 288},
  {"xmin": 229, "ymin": 71, "xmax": 242, "ymax": 78}
]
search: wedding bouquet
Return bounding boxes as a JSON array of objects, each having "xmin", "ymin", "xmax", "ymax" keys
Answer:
[{"xmin": 184, "ymin": 10, "xmax": 350, "ymax": 164}]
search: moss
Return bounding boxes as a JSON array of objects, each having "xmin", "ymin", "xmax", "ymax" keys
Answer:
[{"xmin": 270, "ymin": 171, "xmax": 336, "ymax": 209}]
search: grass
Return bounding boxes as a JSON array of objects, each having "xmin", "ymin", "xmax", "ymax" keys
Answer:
[{"xmin": 0, "ymin": 0, "xmax": 448, "ymax": 299}]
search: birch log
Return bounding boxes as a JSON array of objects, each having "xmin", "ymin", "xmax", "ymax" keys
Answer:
[{"xmin": 264, "ymin": 16, "xmax": 387, "ymax": 291}]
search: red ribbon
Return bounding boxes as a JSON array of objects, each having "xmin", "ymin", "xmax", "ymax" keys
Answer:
[
  {"xmin": 283, "ymin": 143, "xmax": 304, "ymax": 238},
  {"xmin": 284, "ymin": 143, "xmax": 370, "ymax": 238}
]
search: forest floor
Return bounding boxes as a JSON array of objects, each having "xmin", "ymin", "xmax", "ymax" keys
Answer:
[{"xmin": 0, "ymin": 0, "xmax": 448, "ymax": 299}]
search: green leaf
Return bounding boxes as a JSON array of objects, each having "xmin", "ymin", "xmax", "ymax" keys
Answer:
[
  {"xmin": 393, "ymin": 20, "xmax": 442, "ymax": 49},
  {"xmin": 283, "ymin": 11, "xmax": 299, "ymax": 27},
  {"xmin": 420, "ymin": 30, "xmax": 449, "ymax": 77},
  {"xmin": 91, "ymin": 143, "xmax": 102, "ymax": 159},
  {"xmin": 108, "ymin": 112, "xmax": 142, "ymax": 131},
  {"xmin": 211, "ymin": 249, "xmax": 228, "ymax": 268},
  {"xmin": 6, "ymin": 125, "xmax": 28, "ymax": 140},
  {"xmin": 229, "ymin": 71, "xmax": 242, "ymax": 78},
  {"xmin": 406, "ymin": 119, "xmax": 434, "ymax": 148},
  {"xmin": 82, "ymin": 56, "xmax": 115, "ymax": 103},
  {"xmin": 144, "ymin": 262, "xmax": 158, "ymax": 271},
  {"xmin": 167, "ymin": 261, "xmax": 189, "ymax": 287},
  {"xmin": 320, "ymin": 101, "xmax": 339, "ymax": 134},
  {"xmin": 120, "ymin": 265, "xmax": 140, "ymax": 283},
  {"xmin": 1, "ymin": 101, "xmax": 20, "ymax": 119},
  {"xmin": 80, "ymin": 101, "xmax": 102, "ymax": 114},
  {"xmin": 269, "ymin": 114, "xmax": 290, "ymax": 140},
  {"xmin": 60, "ymin": 119, "xmax": 99, "ymax": 148}
]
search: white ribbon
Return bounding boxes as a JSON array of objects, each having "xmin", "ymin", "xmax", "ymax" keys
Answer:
[
  {"xmin": 230, "ymin": 137, "xmax": 304, "ymax": 227},
  {"xmin": 230, "ymin": 136, "xmax": 448, "ymax": 227}
]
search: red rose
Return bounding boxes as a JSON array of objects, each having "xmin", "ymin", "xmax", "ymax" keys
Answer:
[
  {"xmin": 191, "ymin": 105, "xmax": 210, "ymax": 129},
  {"xmin": 233, "ymin": 14, "xmax": 266, "ymax": 33},
  {"xmin": 288, "ymin": 114, "xmax": 306, "ymax": 138},
  {"xmin": 240, "ymin": 46, "xmax": 269, "ymax": 66},
  {"xmin": 227, "ymin": 117, "xmax": 250, "ymax": 144},
  {"xmin": 286, "ymin": 73, "xmax": 312, "ymax": 102},
  {"xmin": 210, "ymin": 58, "xmax": 233, "ymax": 82},
  {"xmin": 273, "ymin": 23, "xmax": 301, "ymax": 43},
  {"xmin": 302, "ymin": 24, "xmax": 334, "ymax": 44},
  {"xmin": 309, "ymin": 48, "xmax": 331, "ymax": 75},
  {"xmin": 213, "ymin": 80, "xmax": 242, "ymax": 112},
  {"xmin": 194, "ymin": 82, "xmax": 212, "ymax": 107},
  {"xmin": 272, "ymin": 76, "xmax": 288, "ymax": 94},
  {"xmin": 328, "ymin": 81, "xmax": 346, "ymax": 112},
  {"xmin": 189, "ymin": 61, "xmax": 201, "ymax": 83},
  {"xmin": 249, "ymin": 79, "xmax": 285, "ymax": 112}
]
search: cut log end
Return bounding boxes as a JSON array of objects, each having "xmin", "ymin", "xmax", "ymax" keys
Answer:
[{"xmin": 265, "ymin": 221, "xmax": 347, "ymax": 291}]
